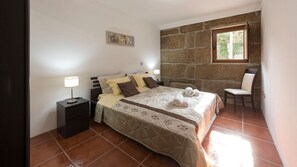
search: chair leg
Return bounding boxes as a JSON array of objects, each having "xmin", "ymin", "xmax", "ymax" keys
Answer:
[
  {"xmin": 234, "ymin": 96, "xmax": 237, "ymax": 113},
  {"xmin": 241, "ymin": 97, "xmax": 245, "ymax": 107},
  {"xmin": 224, "ymin": 91, "xmax": 227, "ymax": 107},
  {"xmin": 251, "ymin": 95, "xmax": 256, "ymax": 112}
]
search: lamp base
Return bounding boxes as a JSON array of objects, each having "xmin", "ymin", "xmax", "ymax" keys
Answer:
[{"xmin": 66, "ymin": 98, "xmax": 77, "ymax": 104}]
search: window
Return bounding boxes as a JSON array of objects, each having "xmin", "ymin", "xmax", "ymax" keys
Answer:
[{"xmin": 212, "ymin": 24, "xmax": 248, "ymax": 63}]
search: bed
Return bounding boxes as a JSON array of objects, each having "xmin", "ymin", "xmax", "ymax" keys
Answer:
[{"xmin": 90, "ymin": 75, "xmax": 223, "ymax": 167}]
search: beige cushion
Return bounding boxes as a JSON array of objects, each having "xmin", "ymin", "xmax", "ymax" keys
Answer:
[
  {"xmin": 97, "ymin": 73, "xmax": 125, "ymax": 94},
  {"xmin": 241, "ymin": 73, "xmax": 255, "ymax": 93},
  {"xmin": 132, "ymin": 73, "xmax": 150, "ymax": 88},
  {"xmin": 106, "ymin": 76, "xmax": 130, "ymax": 95},
  {"xmin": 224, "ymin": 88, "xmax": 251, "ymax": 95}
]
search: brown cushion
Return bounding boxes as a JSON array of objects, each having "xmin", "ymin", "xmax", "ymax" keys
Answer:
[
  {"xmin": 143, "ymin": 77, "xmax": 159, "ymax": 88},
  {"xmin": 117, "ymin": 81, "xmax": 140, "ymax": 97}
]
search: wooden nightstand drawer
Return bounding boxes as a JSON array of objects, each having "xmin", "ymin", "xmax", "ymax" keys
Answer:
[{"xmin": 57, "ymin": 97, "xmax": 90, "ymax": 138}]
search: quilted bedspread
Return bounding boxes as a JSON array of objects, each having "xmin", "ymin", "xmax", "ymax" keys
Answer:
[{"xmin": 94, "ymin": 86, "xmax": 223, "ymax": 167}]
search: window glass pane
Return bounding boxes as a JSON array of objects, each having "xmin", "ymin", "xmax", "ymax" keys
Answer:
[{"xmin": 216, "ymin": 30, "xmax": 244, "ymax": 60}]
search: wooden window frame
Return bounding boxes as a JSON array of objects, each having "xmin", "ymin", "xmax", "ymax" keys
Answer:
[{"xmin": 212, "ymin": 24, "xmax": 249, "ymax": 63}]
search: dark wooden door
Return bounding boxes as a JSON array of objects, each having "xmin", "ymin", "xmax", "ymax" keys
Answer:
[{"xmin": 0, "ymin": 0, "xmax": 29, "ymax": 166}]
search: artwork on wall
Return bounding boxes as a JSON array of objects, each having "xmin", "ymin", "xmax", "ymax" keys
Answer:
[{"xmin": 106, "ymin": 31, "xmax": 134, "ymax": 46}]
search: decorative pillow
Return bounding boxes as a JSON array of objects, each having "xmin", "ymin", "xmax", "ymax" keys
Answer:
[
  {"xmin": 125, "ymin": 74, "xmax": 138, "ymax": 87},
  {"xmin": 106, "ymin": 76, "xmax": 130, "ymax": 95},
  {"xmin": 143, "ymin": 77, "xmax": 159, "ymax": 89},
  {"xmin": 132, "ymin": 73, "xmax": 150, "ymax": 88},
  {"xmin": 117, "ymin": 81, "xmax": 140, "ymax": 97},
  {"xmin": 97, "ymin": 73, "xmax": 125, "ymax": 94}
]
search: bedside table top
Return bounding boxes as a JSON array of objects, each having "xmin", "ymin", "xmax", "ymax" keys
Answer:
[
  {"xmin": 156, "ymin": 80, "xmax": 164, "ymax": 86},
  {"xmin": 57, "ymin": 97, "xmax": 88, "ymax": 107}
]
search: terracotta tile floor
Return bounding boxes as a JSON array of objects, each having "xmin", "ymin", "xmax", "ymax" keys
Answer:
[{"xmin": 30, "ymin": 105, "xmax": 283, "ymax": 167}]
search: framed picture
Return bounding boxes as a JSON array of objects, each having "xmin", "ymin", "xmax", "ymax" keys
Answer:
[{"xmin": 106, "ymin": 31, "xmax": 134, "ymax": 47}]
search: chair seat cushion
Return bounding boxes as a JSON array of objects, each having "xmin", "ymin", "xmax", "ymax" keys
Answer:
[{"xmin": 224, "ymin": 88, "xmax": 251, "ymax": 95}]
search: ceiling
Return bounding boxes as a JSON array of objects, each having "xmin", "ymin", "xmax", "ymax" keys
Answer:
[{"xmin": 96, "ymin": 0, "xmax": 261, "ymax": 29}]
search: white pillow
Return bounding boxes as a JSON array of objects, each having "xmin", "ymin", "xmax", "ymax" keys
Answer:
[{"xmin": 97, "ymin": 73, "xmax": 125, "ymax": 94}]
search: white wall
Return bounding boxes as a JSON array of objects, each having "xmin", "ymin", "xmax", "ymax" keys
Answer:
[
  {"xmin": 30, "ymin": 0, "xmax": 160, "ymax": 137},
  {"xmin": 261, "ymin": 0, "xmax": 297, "ymax": 166}
]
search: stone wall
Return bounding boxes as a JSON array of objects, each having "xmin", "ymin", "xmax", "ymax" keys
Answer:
[{"xmin": 160, "ymin": 11, "xmax": 262, "ymax": 108}]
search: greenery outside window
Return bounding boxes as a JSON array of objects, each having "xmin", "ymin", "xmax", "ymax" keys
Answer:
[{"xmin": 212, "ymin": 24, "xmax": 248, "ymax": 63}]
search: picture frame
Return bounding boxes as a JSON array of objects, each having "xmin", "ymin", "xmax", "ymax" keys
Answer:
[{"xmin": 106, "ymin": 31, "xmax": 134, "ymax": 47}]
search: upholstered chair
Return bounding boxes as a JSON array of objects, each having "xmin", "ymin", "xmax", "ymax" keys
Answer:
[{"xmin": 224, "ymin": 68, "xmax": 258, "ymax": 112}]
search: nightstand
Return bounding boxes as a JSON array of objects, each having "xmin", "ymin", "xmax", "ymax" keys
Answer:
[
  {"xmin": 57, "ymin": 97, "xmax": 89, "ymax": 138},
  {"xmin": 157, "ymin": 80, "xmax": 164, "ymax": 86}
]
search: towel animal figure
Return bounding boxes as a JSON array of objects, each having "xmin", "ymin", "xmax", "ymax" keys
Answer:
[
  {"xmin": 183, "ymin": 87, "xmax": 200, "ymax": 97},
  {"xmin": 171, "ymin": 94, "xmax": 189, "ymax": 107}
]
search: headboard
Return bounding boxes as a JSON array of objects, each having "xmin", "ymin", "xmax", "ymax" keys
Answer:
[
  {"xmin": 90, "ymin": 77, "xmax": 102, "ymax": 118},
  {"xmin": 90, "ymin": 77, "xmax": 102, "ymax": 103}
]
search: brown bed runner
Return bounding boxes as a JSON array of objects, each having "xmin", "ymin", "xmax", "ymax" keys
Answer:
[{"xmin": 120, "ymin": 99, "xmax": 199, "ymax": 134}]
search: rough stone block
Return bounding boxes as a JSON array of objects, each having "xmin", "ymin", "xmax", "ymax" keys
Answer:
[
  {"xmin": 180, "ymin": 23, "xmax": 203, "ymax": 33},
  {"xmin": 187, "ymin": 32, "xmax": 195, "ymax": 48},
  {"xmin": 170, "ymin": 82, "xmax": 197, "ymax": 89},
  {"xmin": 195, "ymin": 65, "xmax": 246, "ymax": 81},
  {"xmin": 161, "ymin": 34, "xmax": 185, "ymax": 49},
  {"xmin": 225, "ymin": 82, "xmax": 241, "ymax": 89},
  {"xmin": 185, "ymin": 65, "xmax": 196, "ymax": 79},
  {"xmin": 202, "ymin": 80, "xmax": 227, "ymax": 97},
  {"xmin": 160, "ymin": 52, "xmax": 169, "ymax": 63},
  {"xmin": 188, "ymin": 48, "xmax": 211, "ymax": 64},
  {"xmin": 161, "ymin": 28, "xmax": 179, "ymax": 36},
  {"xmin": 195, "ymin": 30, "xmax": 211, "ymax": 48},
  {"xmin": 249, "ymin": 22, "xmax": 261, "ymax": 43},
  {"xmin": 204, "ymin": 12, "xmax": 261, "ymax": 29},
  {"xmin": 249, "ymin": 44, "xmax": 261, "ymax": 64},
  {"xmin": 195, "ymin": 80, "xmax": 203, "ymax": 90},
  {"xmin": 161, "ymin": 50, "xmax": 192, "ymax": 63},
  {"xmin": 171, "ymin": 64, "xmax": 186, "ymax": 77},
  {"xmin": 161, "ymin": 64, "xmax": 171, "ymax": 77}
]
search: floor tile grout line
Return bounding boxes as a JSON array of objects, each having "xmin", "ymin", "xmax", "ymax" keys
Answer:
[
  {"xmin": 48, "ymin": 131, "xmax": 77, "ymax": 167},
  {"xmin": 32, "ymin": 152, "xmax": 65, "ymax": 167},
  {"xmin": 91, "ymin": 127, "xmax": 150, "ymax": 165},
  {"xmin": 90, "ymin": 123, "xmax": 159, "ymax": 166},
  {"xmin": 211, "ymin": 125, "xmax": 242, "ymax": 136},
  {"xmin": 98, "ymin": 132, "xmax": 128, "ymax": 148},
  {"xmin": 139, "ymin": 152, "xmax": 153, "ymax": 166},
  {"xmin": 217, "ymin": 116, "xmax": 244, "ymax": 124},
  {"xmin": 62, "ymin": 134, "xmax": 99, "ymax": 152},
  {"xmin": 212, "ymin": 125, "xmax": 275, "ymax": 144},
  {"xmin": 241, "ymin": 134, "xmax": 274, "ymax": 144},
  {"xmin": 117, "ymin": 145, "xmax": 144, "ymax": 164},
  {"xmin": 255, "ymin": 155, "xmax": 283, "ymax": 166},
  {"xmin": 242, "ymin": 107, "xmax": 244, "ymax": 134},
  {"xmin": 243, "ymin": 121, "xmax": 269, "ymax": 129},
  {"xmin": 30, "ymin": 132, "xmax": 54, "ymax": 149},
  {"xmin": 85, "ymin": 147, "xmax": 117, "ymax": 167},
  {"xmin": 89, "ymin": 126, "xmax": 111, "ymax": 134}
]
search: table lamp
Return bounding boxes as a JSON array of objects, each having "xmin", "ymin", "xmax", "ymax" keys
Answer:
[
  {"xmin": 64, "ymin": 76, "xmax": 79, "ymax": 104},
  {"xmin": 154, "ymin": 69, "xmax": 160, "ymax": 81}
]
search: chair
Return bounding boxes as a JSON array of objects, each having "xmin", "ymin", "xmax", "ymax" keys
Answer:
[{"xmin": 224, "ymin": 68, "xmax": 258, "ymax": 112}]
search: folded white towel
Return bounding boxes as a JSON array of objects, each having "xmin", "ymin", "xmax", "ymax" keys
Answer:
[
  {"xmin": 180, "ymin": 99, "xmax": 189, "ymax": 107},
  {"xmin": 193, "ymin": 89, "xmax": 200, "ymax": 96},
  {"xmin": 171, "ymin": 94, "xmax": 184, "ymax": 106},
  {"xmin": 183, "ymin": 87, "xmax": 200, "ymax": 97},
  {"xmin": 171, "ymin": 94, "xmax": 189, "ymax": 107}
]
